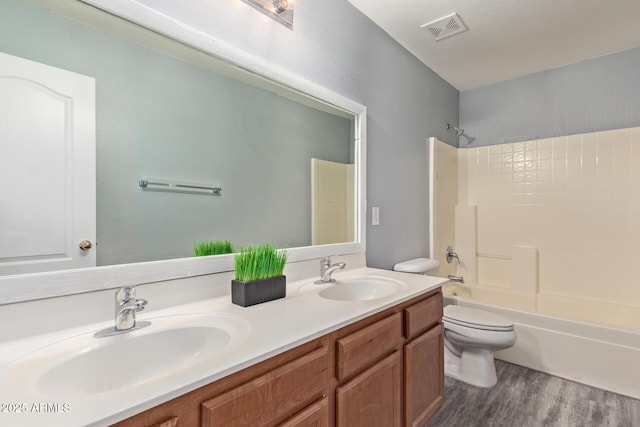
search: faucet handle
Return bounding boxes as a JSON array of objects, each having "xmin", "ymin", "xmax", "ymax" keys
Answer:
[
  {"xmin": 446, "ymin": 246, "xmax": 459, "ymax": 264},
  {"xmin": 320, "ymin": 255, "xmax": 335, "ymax": 265},
  {"xmin": 115, "ymin": 286, "xmax": 135, "ymax": 304}
]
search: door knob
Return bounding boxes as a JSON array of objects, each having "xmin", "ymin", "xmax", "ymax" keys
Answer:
[{"xmin": 79, "ymin": 240, "xmax": 93, "ymax": 250}]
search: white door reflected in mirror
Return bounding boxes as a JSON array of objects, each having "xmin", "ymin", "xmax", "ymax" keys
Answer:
[{"xmin": 0, "ymin": 52, "xmax": 96, "ymax": 276}]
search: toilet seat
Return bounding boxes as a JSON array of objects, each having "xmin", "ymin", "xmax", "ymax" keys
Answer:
[
  {"xmin": 443, "ymin": 321, "xmax": 517, "ymax": 346},
  {"xmin": 443, "ymin": 305, "xmax": 514, "ymax": 332}
]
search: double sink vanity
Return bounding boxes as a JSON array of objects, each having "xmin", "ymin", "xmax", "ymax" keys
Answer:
[{"xmin": 0, "ymin": 265, "xmax": 446, "ymax": 426}]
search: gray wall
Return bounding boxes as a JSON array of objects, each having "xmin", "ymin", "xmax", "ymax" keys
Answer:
[
  {"xmin": 1, "ymin": 0, "xmax": 352, "ymax": 265},
  {"xmin": 135, "ymin": 0, "xmax": 460, "ymax": 269},
  {"xmin": 460, "ymin": 47, "xmax": 640, "ymax": 148}
]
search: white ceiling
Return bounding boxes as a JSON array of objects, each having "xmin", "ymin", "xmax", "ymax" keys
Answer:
[{"xmin": 347, "ymin": 0, "xmax": 640, "ymax": 91}]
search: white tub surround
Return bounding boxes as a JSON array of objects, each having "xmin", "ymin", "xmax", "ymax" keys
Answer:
[
  {"xmin": 0, "ymin": 266, "xmax": 446, "ymax": 427},
  {"xmin": 455, "ymin": 127, "xmax": 640, "ymax": 331}
]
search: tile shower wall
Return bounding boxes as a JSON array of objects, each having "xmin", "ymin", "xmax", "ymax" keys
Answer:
[{"xmin": 459, "ymin": 127, "xmax": 640, "ymax": 314}]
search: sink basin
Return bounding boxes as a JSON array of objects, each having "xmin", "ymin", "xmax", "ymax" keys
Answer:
[
  {"xmin": 3, "ymin": 313, "xmax": 250, "ymax": 396},
  {"xmin": 317, "ymin": 276, "xmax": 406, "ymax": 301}
]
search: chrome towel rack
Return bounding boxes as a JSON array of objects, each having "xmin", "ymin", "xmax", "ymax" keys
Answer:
[{"xmin": 138, "ymin": 179, "xmax": 221, "ymax": 195}]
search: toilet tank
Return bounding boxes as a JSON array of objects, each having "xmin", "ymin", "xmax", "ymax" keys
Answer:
[{"xmin": 393, "ymin": 258, "xmax": 440, "ymax": 276}]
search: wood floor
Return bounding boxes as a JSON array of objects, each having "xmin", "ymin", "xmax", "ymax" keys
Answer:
[{"xmin": 426, "ymin": 360, "xmax": 640, "ymax": 427}]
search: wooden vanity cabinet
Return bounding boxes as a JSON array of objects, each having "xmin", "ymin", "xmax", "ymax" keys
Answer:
[
  {"xmin": 112, "ymin": 288, "xmax": 443, "ymax": 427},
  {"xmin": 332, "ymin": 290, "xmax": 444, "ymax": 427}
]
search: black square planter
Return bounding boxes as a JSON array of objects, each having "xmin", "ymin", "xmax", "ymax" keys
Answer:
[{"xmin": 231, "ymin": 275, "xmax": 286, "ymax": 307}]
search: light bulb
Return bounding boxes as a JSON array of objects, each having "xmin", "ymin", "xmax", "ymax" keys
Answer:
[
  {"xmin": 272, "ymin": 0, "xmax": 289, "ymax": 14},
  {"xmin": 272, "ymin": 0, "xmax": 297, "ymax": 14}
]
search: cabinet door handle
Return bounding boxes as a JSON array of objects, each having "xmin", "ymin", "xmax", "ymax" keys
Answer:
[
  {"xmin": 152, "ymin": 416, "xmax": 178, "ymax": 427},
  {"xmin": 79, "ymin": 240, "xmax": 93, "ymax": 250}
]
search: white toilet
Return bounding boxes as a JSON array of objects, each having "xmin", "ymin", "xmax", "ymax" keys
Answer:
[
  {"xmin": 393, "ymin": 258, "xmax": 517, "ymax": 388},
  {"xmin": 442, "ymin": 305, "xmax": 516, "ymax": 387}
]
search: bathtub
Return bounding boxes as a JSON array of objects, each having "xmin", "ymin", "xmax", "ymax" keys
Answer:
[{"xmin": 442, "ymin": 282, "xmax": 640, "ymax": 400}]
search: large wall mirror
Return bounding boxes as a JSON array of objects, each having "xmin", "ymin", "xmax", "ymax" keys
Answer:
[{"xmin": 0, "ymin": 0, "xmax": 366, "ymax": 303}]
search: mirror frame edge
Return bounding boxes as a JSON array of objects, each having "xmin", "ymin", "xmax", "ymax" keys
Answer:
[{"xmin": 0, "ymin": 0, "xmax": 367, "ymax": 305}]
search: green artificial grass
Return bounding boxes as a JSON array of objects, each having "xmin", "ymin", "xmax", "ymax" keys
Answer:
[
  {"xmin": 193, "ymin": 240, "xmax": 235, "ymax": 257},
  {"xmin": 234, "ymin": 244, "xmax": 288, "ymax": 282}
]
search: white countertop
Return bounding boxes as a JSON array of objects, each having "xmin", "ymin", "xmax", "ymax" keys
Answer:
[{"xmin": 0, "ymin": 267, "xmax": 445, "ymax": 427}]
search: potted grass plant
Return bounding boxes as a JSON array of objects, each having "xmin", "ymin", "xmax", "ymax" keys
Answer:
[
  {"xmin": 232, "ymin": 244, "xmax": 288, "ymax": 307},
  {"xmin": 193, "ymin": 239, "xmax": 234, "ymax": 257}
]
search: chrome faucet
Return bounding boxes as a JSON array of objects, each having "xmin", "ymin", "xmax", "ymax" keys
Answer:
[
  {"xmin": 115, "ymin": 286, "xmax": 147, "ymax": 331},
  {"xmin": 94, "ymin": 285, "xmax": 149, "ymax": 338},
  {"xmin": 448, "ymin": 275, "xmax": 464, "ymax": 283},
  {"xmin": 314, "ymin": 256, "xmax": 346, "ymax": 284}
]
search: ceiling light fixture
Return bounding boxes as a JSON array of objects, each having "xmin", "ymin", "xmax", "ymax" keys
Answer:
[{"xmin": 241, "ymin": 0, "xmax": 298, "ymax": 29}]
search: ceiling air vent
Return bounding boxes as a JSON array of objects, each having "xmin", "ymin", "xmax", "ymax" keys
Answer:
[{"xmin": 421, "ymin": 13, "xmax": 468, "ymax": 41}]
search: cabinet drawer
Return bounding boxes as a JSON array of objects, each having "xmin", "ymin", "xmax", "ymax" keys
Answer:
[
  {"xmin": 201, "ymin": 347, "xmax": 328, "ymax": 426},
  {"xmin": 404, "ymin": 292, "xmax": 442, "ymax": 340},
  {"xmin": 336, "ymin": 313, "xmax": 403, "ymax": 381}
]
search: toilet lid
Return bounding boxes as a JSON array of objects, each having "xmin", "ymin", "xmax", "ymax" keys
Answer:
[
  {"xmin": 393, "ymin": 258, "xmax": 440, "ymax": 273},
  {"xmin": 443, "ymin": 305, "xmax": 514, "ymax": 331}
]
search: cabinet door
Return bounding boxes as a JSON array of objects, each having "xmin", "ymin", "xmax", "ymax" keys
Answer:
[
  {"xmin": 404, "ymin": 324, "xmax": 444, "ymax": 427},
  {"xmin": 336, "ymin": 351, "xmax": 401, "ymax": 427},
  {"xmin": 279, "ymin": 398, "xmax": 329, "ymax": 427}
]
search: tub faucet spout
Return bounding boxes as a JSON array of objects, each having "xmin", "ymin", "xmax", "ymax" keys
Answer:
[{"xmin": 448, "ymin": 275, "xmax": 464, "ymax": 283}]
